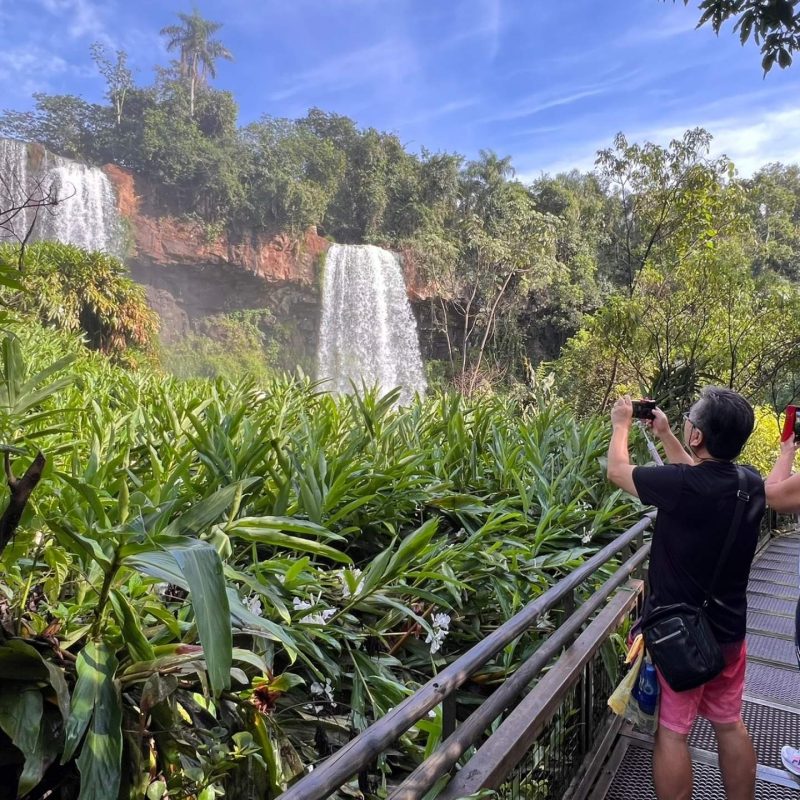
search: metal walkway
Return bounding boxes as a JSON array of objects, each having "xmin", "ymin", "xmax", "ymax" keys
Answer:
[{"xmin": 596, "ymin": 533, "xmax": 800, "ymax": 800}]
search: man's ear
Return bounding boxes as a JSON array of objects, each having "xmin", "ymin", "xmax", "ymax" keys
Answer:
[{"xmin": 691, "ymin": 427, "xmax": 704, "ymax": 448}]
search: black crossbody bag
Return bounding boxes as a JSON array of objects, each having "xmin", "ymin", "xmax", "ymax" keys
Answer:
[{"xmin": 642, "ymin": 466, "xmax": 750, "ymax": 692}]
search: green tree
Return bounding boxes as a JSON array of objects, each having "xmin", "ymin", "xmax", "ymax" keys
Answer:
[
  {"xmin": 528, "ymin": 171, "xmax": 609, "ymax": 359},
  {"xmin": 673, "ymin": 0, "xmax": 800, "ymax": 71},
  {"xmin": 90, "ymin": 42, "xmax": 134, "ymax": 127},
  {"xmin": 240, "ymin": 115, "xmax": 346, "ymax": 232},
  {"xmin": 595, "ymin": 128, "xmax": 744, "ymax": 294},
  {"xmin": 745, "ymin": 162, "xmax": 800, "ymax": 279},
  {"xmin": 556, "ymin": 239, "xmax": 800, "ymax": 415},
  {"xmin": 0, "ymin": 93, "xmax": 106, "ymax": 161},
  {"xmin": 413, "ymin": 151, "xmax": 560, "ymax": 393},
  {"xmin": 160, "ymin": 9, "xmax": 233, "ymax": 117}
]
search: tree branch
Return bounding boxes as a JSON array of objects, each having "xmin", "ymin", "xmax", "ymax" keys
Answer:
[{"xmin": 0, "ymin": 451, "xmax": 45, "ymax": 556}]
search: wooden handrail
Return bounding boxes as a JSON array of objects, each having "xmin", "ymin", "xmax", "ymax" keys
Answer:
[
  {"xmin": 389, "ymin": 544, "xmax": 650, "ymax": 799},
  {"xmin": 276, "ymin": 512, "xmax": 656, "ymax": 800},
  {"xmin": 440, "ymin": 582, "xmax": 643, "ymax": 798}
]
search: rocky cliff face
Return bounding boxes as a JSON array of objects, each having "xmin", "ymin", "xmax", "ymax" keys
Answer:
[
  {"xmin": 104, "ymin": 165, "xmax": 330, "ymax": 366},
  {"xmin": 103, "ymin": 165, "xmax": 438, "ymax": 369}
]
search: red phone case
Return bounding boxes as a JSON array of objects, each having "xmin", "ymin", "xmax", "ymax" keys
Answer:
[{"xmin": 782, "ymin": 405, "xmax": 798, "ymax": 442}]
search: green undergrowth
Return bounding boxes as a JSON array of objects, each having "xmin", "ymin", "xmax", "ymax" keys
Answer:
[{"xmin": 0, "ymin": 320, "xmax": 644, "ymax": 799}]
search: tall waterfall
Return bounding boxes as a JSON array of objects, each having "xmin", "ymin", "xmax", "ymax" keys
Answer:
[
  {"xmin": 0, "ymin": 139, "xmax": 121, "ymax": 254},
  {"xmin": 317, "ymin": 244, "xmax": 427, "ymax": 404}
]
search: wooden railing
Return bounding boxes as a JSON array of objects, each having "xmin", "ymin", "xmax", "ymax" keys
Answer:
[{"xmin": 277, "ymin": 511, "xmax": 656, "ymax": 800}]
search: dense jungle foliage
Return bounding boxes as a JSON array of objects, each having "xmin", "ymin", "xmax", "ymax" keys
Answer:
[
  {"xmin": 0, "ymin": 314, "xmax": 652, "ymax": 800},
  {"xmin": 4, "ymin": 13, "xmax": 800, "ymax": 405}
]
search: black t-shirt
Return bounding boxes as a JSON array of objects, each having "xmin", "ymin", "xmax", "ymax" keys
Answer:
[{"xmin": 632, "ymin": 461, "xmax": 765, "ymax": 643}]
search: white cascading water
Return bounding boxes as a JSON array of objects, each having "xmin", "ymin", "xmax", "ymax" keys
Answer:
[
  {"xmin": 317, "ymin": 244, "xmax": 427, "ymax": 405},
  {"xmin": 0, "ymin": 138, "xmax": 121, "ymax": 253}
]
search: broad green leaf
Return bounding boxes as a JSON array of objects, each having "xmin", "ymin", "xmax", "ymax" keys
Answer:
[
  {"xmin": 170, "ymin": 543, "xmax": 232, "ymax": 696},
  {"xmin": 387, "ymin": 518, "xmax": 438, "ymax": 578},
  {"xmin": 227, "ymin": 525, "xmax": 351, "ymax": 563},
  {"xmin": 109, "ymin": 590, "xmax": 155, "ymax": 663},
  {"xmin": 359, "ymin": 547, "xmax": 394, "ymax": 597},
  {"xmin": 227, "ymin": 515, "xmax": 345, "ymax": 541},
  {"xmin": 74, "ymin": 644, "xmax": 122, "ymax": 800},
  {"xmin": 0, "ymin": 639, "xmax": 69, "ymax": 724},
  {"xmin": 0, "ymin": 685, "xmax": 44, "ymax": 795},
  {"xmin": 162, "ymin": 479, "xmax": 257, "ymax": 538}
]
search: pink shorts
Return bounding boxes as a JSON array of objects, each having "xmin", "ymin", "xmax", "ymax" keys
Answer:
[{"xmin": 656, "ymin": 641, "xmax": 747, "ymax": 735}]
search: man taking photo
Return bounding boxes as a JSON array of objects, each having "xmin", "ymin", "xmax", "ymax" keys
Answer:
[{"xmin": 607, "ymin": 387, "xmax": 765, "ymax": 800}]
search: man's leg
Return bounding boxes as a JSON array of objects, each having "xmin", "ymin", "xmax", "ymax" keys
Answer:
[
  {"xmin": 713, "ymin": 720, "xmax": 756, "ymax": 800},
  {"xmin": 653, "ymin": 726, "xmax": 693, "ymax": 800}
]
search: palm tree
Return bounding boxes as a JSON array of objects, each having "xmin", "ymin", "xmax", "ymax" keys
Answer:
[{"xmin": 160, "ymin": 9, "xmax": 233, "ymax": 117}]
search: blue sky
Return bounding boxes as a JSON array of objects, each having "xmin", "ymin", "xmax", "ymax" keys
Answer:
[{"xmin": 4, "ymin": 0, "xmax": 800, "ymax": 178}]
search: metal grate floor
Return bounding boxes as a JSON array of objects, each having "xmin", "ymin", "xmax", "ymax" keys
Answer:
[
  {"xmin": 749, "ymin": 610, "xmax": 796, "ymax": 638},
  {"xmin": 749, "ymin": 594, "xmax": 799, "ymax": 616},
  {"xmin": 751, "ymin": 568, "xmax": 800, "ymax": 586},
  {"xmin": 690, "ymin": 701, "xmax": 800, "ymax": 771},
  {"xmin": 749, "ymin": 580, "xmax": 800, "ymax": 601},
  {"xmin": 753, "ymin": 557, "xmax": 800, "ymax": 569},
  {"xmin": 748, "ymin": 632, "xmax": 799, "ymax": 667},
  {"xmin": 604, "ymin": 743, "xmax": 800, "ymax": 799},
  {"xmin": 746, "ymin": 661, "xmax": 800, "ymax": 706}
]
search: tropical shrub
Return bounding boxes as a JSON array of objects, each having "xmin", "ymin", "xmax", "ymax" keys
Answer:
[
  {"xmin": 0, "ymin": 319, "xmax": 643, "ymax": 799},
  {"xmin": 0, "ymin": 242, "xmax": 158, "ymax": 363}
]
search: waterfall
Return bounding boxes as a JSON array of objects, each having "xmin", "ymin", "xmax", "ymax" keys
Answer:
[
  {"xmin": 317, "ymin": 244, "xmax": 427, "ymax": 404},
  {"xmin": 0, "ymin": 138, "xmax": 121, "ymax": 254}
]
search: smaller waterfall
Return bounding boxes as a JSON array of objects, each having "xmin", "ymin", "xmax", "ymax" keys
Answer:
[
  {"xmin": 0, "ymin": 138, "xmax": 121, "ymax": 254},
  {"xmin": 38, "ymin": 160, "xmax": 120, "ymax": 252},
  {"xmin": 317, "ymin": 244, "xmax": 427, "ymax": 404}
]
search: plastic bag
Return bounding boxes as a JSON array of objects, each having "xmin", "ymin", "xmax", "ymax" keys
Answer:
[
  {"xmin": 608, "ymin": 649, "xmax": 642, "ymax": 716},
  {"xmin": 608, "ymin": 641, "xmax": 659, "ymax": 734}
]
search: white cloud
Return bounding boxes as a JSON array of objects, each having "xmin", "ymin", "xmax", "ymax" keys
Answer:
[
  {"xmin": 517, "ymin": 103, "xmax": 800, "ymax": 181},
  {"xmin": 398, "ymin": 97, "xmax": 480, "ymax": 127},
  {"xmin": 479, "ymin": 0, "xmax": 502, "ymax": 61},
  {"xmin": 36, "ymin": 0, "xmax": 112, "ymax": 44},
  {"xmin": 642, "ymin": 107, "xmax": 800, "ymax": 176},
  {"xmin": 480, "ymin": 71, "xmax": 630, "ymax": 125},
  {"xmin": 615, "ymin": 12, "xmax": 700, "ymax": 48},
  {"xmin": 0, "ymin": 44, "xmax": 94, "ymax": 97},
  {"xmin": 267, "ymin": 38, "xmax": 419, "ymax": 102}
]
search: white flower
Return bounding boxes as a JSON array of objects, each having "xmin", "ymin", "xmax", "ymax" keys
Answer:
[
  {"xmin": 432, "ymin": 613, "xmax": 451, "ymax": 630},
  {"xmin": 293, "ymin": 596, "xmax": 336, "ymax": 625},
  {"xmin": 339, "ymin": 568, "xmax": 364, "ymax": 599},
  {"xmin": 310, "ymin": 679, "xmax": 335, "ymax": 703},
  {"xmin": 154, "ymin": 583, "xmax": 170, "ymax": 600},
  {"xmin": 535, "ymin": 612, "xmax": 554, "ymax": 631},
  {"xmin": 426, "ymin": 611, "xmax": 452, "ymax": 654},
  {"xmin": 243, "ymin": 595, "xmax": 263, "ymax": 617}
]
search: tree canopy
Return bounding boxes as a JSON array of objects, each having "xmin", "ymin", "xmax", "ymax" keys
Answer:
[{"xmin": 677, "ymin": 0, "xmax": 800, "ymax": 71}]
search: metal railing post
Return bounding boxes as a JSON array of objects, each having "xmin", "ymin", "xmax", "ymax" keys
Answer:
[{"xmin": 442, "ymin": 693, "xmax": 457, "ymax": 740}]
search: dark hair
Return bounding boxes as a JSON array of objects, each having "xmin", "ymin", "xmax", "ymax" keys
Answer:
[{"xmin": 689, "ymin": 386, "xmax": 755, "ymax": 460}]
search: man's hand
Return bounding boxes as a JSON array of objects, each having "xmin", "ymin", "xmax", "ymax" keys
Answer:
[
  {"xmin": 650, "ymin": 408, "xmax": 671, "ymax": 439},
  {"xmin": 611, "ymin": 395, "xmax": 633, "ymax": 429},
  {"xmin": 779, "ymin": 436, "xmax": 800, "ymax": 459}
]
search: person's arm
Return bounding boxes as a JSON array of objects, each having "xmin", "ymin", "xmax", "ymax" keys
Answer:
[
  {"xmin": 650, "ymin": 408, "xmax": 693, "ymax": 465},
  {"xmin": 766, "ymin": 437, "xmax": 799, "ymax": 485},
  {"xmin": 765, "ymin": 437, "xmax": 800, "ymax": 512},
  {"xmin": 607, "ymin": 396, "xmax": 639, "ymax": 497}
]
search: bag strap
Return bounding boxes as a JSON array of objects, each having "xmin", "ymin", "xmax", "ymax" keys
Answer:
[{"xmin": 703, "ymin": 466, "xmax": 750, "ymax": 607}]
